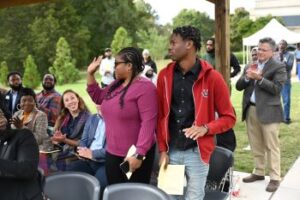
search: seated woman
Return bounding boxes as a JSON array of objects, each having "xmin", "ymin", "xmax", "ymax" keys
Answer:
[
  {"xmin": 11, "ymin": 88, "xmax": 51, "ymax": 151},
  {"xmin": 67, "ymin": 104, "xmax": 107, "ymax": 195},
  {"xmin": 51, "ymin": 89, "xmax": 90, "ymax": 171},
  {"xmin": 10, "ymin": 88, "xmax": 52, "ymax": 174}
]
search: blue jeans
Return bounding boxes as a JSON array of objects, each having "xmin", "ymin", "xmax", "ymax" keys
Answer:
[
  {"xmin": 297, "ymin": 63, "xmax": 300, "ymax": 80},
  {"xmin": 169, "ymin": 147, "xmax": 209, "ymax": 200},
  {"xmin": 281, "ymin": 80, "xmax": 291, "ymax": 121}
]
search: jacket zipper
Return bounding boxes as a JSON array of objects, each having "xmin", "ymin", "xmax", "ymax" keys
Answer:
[{"xmin": 164, "ymin": 76, "xmax": 170, "ymax": 153}]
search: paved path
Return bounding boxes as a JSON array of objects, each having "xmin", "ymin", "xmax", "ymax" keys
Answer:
[{"xmin": 230, "ymin": 156, "xmax": 300, "ymax": 200}]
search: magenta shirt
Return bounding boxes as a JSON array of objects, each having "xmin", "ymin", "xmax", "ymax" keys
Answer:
[{"xmin": 87, "ymin": 77, "xmax": 157, "ymax": 157}]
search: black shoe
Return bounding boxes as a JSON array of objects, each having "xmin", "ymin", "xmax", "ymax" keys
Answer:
[
  {"xmin": 284, "ymin": 119, "xmax": 291, "ymax": 124},
  {"xmin": 242, "ymin": 174, "xmax": 265, "ymax": 183},
  {"xmin": 266, "ymin": 180, "xmax": 280, "ymax": 192}
]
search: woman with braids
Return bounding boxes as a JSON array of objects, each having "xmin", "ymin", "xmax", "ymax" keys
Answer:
[{"xmin": 86, "ymin": 47, "xmax": 157, "ymax": 185}]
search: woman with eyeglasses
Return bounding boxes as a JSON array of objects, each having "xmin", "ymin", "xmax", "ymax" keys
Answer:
[{"xmin": 86, "ymin": 47, "xmax": 157, "ymax": 185}]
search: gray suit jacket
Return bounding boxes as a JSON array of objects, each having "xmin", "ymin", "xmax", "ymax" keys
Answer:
[{"xmin": 236, "ymin": 58, "xmax": 287, "ymax": 123}]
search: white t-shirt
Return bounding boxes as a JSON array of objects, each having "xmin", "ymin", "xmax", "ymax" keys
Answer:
[{"xmin": 99, "ymin": 57, "xmax": 115, "ymax": 85}]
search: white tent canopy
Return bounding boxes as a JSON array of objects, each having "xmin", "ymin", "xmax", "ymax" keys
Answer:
[{"xmin": 242, "ymin": 18, "xmax": 300, "ymax": 64}]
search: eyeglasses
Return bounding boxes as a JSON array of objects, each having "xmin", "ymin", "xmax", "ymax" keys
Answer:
[
  {"xmin": 258, "ymin": 48, "xmax": 271, "ymax": 52},
  {"xmin": 114, "ymin": 61, "xmax": 127, "ymax": 66}
]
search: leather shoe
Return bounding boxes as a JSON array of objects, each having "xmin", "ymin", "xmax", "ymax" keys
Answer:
[
  {"xmin": 266, "ymin": 180, "xmax": 280, "ymax": 192},
  {"xmin": 242, "ymin": 174, "xmax": 265, "ymax": 183}
]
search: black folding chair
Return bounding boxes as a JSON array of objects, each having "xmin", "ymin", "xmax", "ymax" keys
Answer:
[
  {"xmin": 204, "ymin": 146, "xmax": 234, "ymax": 200},
  {"xmin": 103, "ymin": 183, "xmax": 170, "ymax": 200},
  {"xmin": 44, "ymin": 172, "xmax": 100, "ymax": 200}
]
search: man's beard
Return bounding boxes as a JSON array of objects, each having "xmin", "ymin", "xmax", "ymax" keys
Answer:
[
  {"xmin": 42, "ymin": 83, "xmax": 54, "ymax": 91},
  {"xmin": 206, "ymin": 49, "xmax": 215, "ymax": 54},
  {"xmin": 9, "ymin": 83, "xmax": 22, "ymax": 91}
]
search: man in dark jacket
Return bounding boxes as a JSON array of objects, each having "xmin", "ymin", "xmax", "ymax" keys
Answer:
[
  {"xmin": 5, "ymin": 71, "xmax": 25, "ymax": 116},
  {"xmin": 0, "ymin": 128, "xmax": 43, "ymax": 200},
  {"xmin": 236, "ymin": 37, "xmax": 286, "ymax": 192}
]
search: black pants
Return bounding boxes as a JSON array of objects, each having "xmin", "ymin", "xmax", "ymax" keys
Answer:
[
  {"xmin": 105, "ymin": 145, "xmax": 155, "ymax": 185},
  {"xmin": 216, "ymin": 128, "xmax": 236, "ymax": 152}
]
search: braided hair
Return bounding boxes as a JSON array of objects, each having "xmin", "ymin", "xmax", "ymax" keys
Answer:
[{"xmin": 105, "ymin": 47, "xmax": 144, "ymax": 108}]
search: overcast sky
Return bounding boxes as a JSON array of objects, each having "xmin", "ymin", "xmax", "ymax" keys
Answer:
[{"xmin": 144, "ymin": 0, "xmax": 255, "ymax": 24}]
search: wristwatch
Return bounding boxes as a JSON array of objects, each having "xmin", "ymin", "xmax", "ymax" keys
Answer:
[{"xmin": 133, "ymin": 153, "xmax": 145, "ymax": 161}]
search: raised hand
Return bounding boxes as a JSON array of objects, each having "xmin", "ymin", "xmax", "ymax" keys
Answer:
[{"xmin": 87, "ymin": 56, "xmax": 102, "ymax": 75}]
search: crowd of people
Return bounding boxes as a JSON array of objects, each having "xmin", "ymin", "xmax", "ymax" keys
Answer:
[{"xmin": 0, "ymin": 24, "xmax": 298, "ymax": 200}]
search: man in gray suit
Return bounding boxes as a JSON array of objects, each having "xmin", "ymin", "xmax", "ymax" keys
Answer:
[{"xmin": 236, "ymin": 37, "xmax": 287, "ymax": 192}]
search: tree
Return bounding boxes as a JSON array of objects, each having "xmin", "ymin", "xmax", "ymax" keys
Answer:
[
  {"xmin": 28, "ymin": 1, "xmax": 91, "ymax": 72},
  {"xmin": 230, "ymin": 8, "xmax": 282, "ymax": 51},
  {"xmin": 172, "ymin": 9, "xmax": 215, "ymax": 42},
  {"xmin": 0, "ymin": 61, "xmax": 9, "ymax": 86},
  {"xmin": 49, "ymin": 37, "xmax": 80, "ymax": 85},
  {"xmin": 137, "ymin": 27, "xmax": 169, "ymax": 60},
  {"xmin": 111, "ymin": 27, "xmax": 133, "ymax": 54},
  {"xmin": 23, "ymin": 55, "xmax": 40, "ymax": 89}
]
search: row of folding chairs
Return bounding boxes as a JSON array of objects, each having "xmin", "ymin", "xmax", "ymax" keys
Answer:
[{"xmin": 42, "ymin": 146, "xmax": 233, "ymax": 200}]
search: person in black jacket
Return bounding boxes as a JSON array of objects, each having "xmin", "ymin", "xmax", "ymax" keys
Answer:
[
  {"xmin": 142, "ymin": 49, "xmax": 157, "ymax": 73},
  {"xmin": 4, "ymin": 71, "xmax": 25, "ymax": 116},
  {"xmin": 0, "ymin": 92, "xmax": 11, "ymax": 121},
  {"xmin": 0, "ymin": 128, "xmax": 43, "ymax": 200}
]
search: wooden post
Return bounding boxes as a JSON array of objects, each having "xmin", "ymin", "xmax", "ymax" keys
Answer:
[
  {"xmin": 214, "ymin": 0, "xmax": 230, "ymax": 87},
  {"xmin": 0, "ymin": 0, "xmax": 48, "ymax": 9}
]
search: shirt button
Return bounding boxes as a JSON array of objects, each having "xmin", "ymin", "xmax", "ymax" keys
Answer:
[
  {"xmin": 181, "ymin": 100, "xmax": 184, "ymax": 104},
  {"xmin": 177, "ymin": 120, "xmax": 180, "ymax": 123},
  {"xmin": 182, "ymin": 77, "xmax": 185, "ymax": 80},
  {"xmin": 178, "ymin": 109, "xmax": 182, "ymax": 113},
  {"xmin": 181, "ymin": 88, "xmax": 184, "ymax": 91}
]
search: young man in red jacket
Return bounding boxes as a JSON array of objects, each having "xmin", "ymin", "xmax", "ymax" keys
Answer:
[{"xmin": 157, "ymin": 26, "xmax": 236, "ymax": 200}]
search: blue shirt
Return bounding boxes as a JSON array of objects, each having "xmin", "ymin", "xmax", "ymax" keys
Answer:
[
  {"xmin": 90, "ymin": 115, "xmax": 105, "ymax": 151},
  {"xmin": 250, "ymin": 61, "xmax": 266, "ymax": 103}
]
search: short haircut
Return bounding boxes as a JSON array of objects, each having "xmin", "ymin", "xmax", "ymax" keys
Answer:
[
  {"xmin": 44, "ymin": 73, "xmax": 57, "ymax": 83},
  {"xmin": 20, "ymin": 88, "xmax": 36, "ymax": 103},
  {"xmin": 259, "ymin": 37, "xmax": 276, "ymax": 51},
  {"xmin": 207, "ymin": 38, "xmax": 215, "ymax": 45},
  {"xmin": 279, "ymin": 39, "xmax": 288, "ymax": 46},
  {"xmin": 173, "ymin": 26, "xmax": 202, "ymax": 51},
  {"xmin": 7, "ymin": 71, "xmax": 22, "ymax": 81}
]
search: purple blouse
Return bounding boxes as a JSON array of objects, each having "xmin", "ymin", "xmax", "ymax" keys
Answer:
[{"xmin": 87, "ymin": 77, "xmax": 157, "ymax": 157}]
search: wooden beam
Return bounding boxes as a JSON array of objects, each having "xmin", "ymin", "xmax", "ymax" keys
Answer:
[
  {"xmin": 214, "ymin": 0, "xmax": 230, "ymax": 87},
  {"xmin": 0, "ymin": 0, "xmax": 48, "ymax": 9},
  {"xmin": 206, "ymin": 0, "xmax": 216, "ymax": 4}
]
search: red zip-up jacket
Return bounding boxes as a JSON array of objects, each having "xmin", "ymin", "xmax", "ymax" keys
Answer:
[{"xmin": 157, "ymin": 59, "xmax": 236, "ymax": 164}]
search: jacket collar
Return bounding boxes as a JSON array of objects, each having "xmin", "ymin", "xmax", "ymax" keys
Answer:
[{"xmin": 165, "ymin": 59, "xmax": 213, "ymax": 81}]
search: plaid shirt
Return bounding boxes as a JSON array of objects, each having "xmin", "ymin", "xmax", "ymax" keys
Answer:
[{"xmin": 36, "ymin": 89, "xmax": 61, "ymax": 127}]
